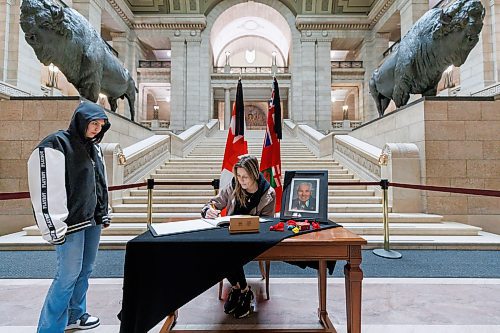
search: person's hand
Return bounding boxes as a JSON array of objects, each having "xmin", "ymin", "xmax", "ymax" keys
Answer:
[
  {"xmin": 205, "ymin": 206, "xmax": 220, "ymax": 219},
  {"xmin": 103, "ymin": 223, "xmax": 110, "ymax": 229}
]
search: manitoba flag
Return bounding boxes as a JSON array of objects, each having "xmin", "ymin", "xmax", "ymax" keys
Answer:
[
  {"xmin": 260, "ymin": 77, "xmax": 282, "ymax": 213},
  {"xmin": 220, "ymin": 79, "xmax": 248, "ymax": 190}
]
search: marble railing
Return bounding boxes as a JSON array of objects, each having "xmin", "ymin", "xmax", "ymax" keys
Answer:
[
  {"xmin": 284, "ymin": 120, "xmax": 333, "ymax": 158},
  {"xmin": 0, "ymin": 81, "xmax": 30, "ymax": 97},
  {"xmin": 334, "ymin": 135, "xmax": 382, "ymax": 182},
  {"xmin": 170, "ymin": 119, "xmax": 219, "ymax": 158},
  {"xmin": 333, "ymin": 135, "xmax": 422, "ymax": 212},
  {"xmin": 471, "ymin": 82, "xmax": 500, "ymax": 97},
  {"xmin": 122, "ymin": 135, "xmax": 171, "ymax": 183}
]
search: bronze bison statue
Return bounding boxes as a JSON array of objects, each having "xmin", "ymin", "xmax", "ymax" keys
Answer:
[
  {"xmin": 20, "ymin": 0, "xmax": 137, "ymax": 121},
  {"xmin": 369, "ymin": 0, "xmax": 485, "ymax": 117}
]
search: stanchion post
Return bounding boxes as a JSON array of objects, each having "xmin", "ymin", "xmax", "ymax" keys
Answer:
[
  {"xmin": 373, "ymin": 179, "xmax": 402, "ymax": 259},
  {"xmin": 147, "ymin": 178, "xmax": 154, "ymax": 229},
  {"xmin": 211, "ymin": 178, "xmax": 220, "ymax": 196}
]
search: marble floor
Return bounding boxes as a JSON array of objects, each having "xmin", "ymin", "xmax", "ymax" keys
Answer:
[{"xmin": 1, "ymin": 278, "xmax": 500, "ymax": 333}]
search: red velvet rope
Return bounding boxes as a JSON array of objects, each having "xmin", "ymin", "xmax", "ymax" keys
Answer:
[
  {"xmin": 390, "ymin": 182, "xmax": 500, "ymax": 197},
  {"xmin": 1, "ymin": 180, "xmax": 498, "ymax": 200}
]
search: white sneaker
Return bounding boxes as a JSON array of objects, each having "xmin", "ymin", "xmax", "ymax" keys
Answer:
[{"xmin": 65, "ymin": 313, "xmax": 100, "ymax": 330}]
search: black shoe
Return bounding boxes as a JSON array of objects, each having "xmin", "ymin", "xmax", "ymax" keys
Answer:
[
  {"xmin": 233, "ymin": 287, "xmax": 254, "ymax": 319},
  {"xmin": 65, "ymin": 313, "xmax": 100, "ymax": 330},
  {"xmin": 224, "ymin": 287, "xmax": 240, "ymax": 314}
]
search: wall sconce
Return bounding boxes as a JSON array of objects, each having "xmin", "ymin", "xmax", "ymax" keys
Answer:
[
  {"xmin": 225, "ymin": 51, "xmax": 231, "ymax": 66},
  {"xmin": 47, "ymin": 63, "xmax": 59, "ymax": 88},
  {"xmin": 153, "ymin": 104, "xmax": 159, "ymax": 120},
  {"xmin": 342, "ymin": 105, "xmax": 349, "ymax": 120}
]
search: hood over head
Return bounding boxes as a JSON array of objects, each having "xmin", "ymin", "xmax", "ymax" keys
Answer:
[{"xmin": 68, "ymin": 101, "xmax": 110, "ymax": 143}]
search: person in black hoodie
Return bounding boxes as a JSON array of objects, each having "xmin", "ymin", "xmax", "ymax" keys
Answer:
[
  {"xmin": 27, "ymin": 101, "xmax": 111, "ymax": 333},
  {"xmin": 201, "ymin": 155, "xmax": 276, "ymax": 319}
]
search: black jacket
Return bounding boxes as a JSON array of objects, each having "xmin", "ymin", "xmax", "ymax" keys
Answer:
[{"xmin": 27, "ymin": 102, "xmax": 111, "ymax": 244}]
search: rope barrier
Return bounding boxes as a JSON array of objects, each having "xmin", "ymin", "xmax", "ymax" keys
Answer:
[
  {"xmin": 2, "ymin": 180, "xmax": 499, "ymax": 200},
  {"xmin": 391, "ymin": 182, "xmax": 500, "ymax": 197}
]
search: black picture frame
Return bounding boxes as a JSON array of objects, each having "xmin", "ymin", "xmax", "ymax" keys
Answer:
[{"xmin": 280, "ymin": 170, "xmax": 329, "ymax": 222}]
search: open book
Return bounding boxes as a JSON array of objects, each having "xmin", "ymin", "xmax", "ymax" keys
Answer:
[{"xmin": 150, "ymin": 216, "xmax": 272, "ymax": 236}]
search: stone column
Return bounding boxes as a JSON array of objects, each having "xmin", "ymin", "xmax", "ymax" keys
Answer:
[
  {"xmin": 0, "ymin": 0, "xmax": 12, "ymax": 81},
  {"xmin": 224, "ymin": 87, "xmax": 230, "ymax": 130},
  {"xmin": 185, "ymin": 31, "xmax": 202, "ymax": 126},
  {"xmin": 459, "ymin": 1, "xmax": 496, "ymax": 94},
  {"xmin": 72, "ymin": 0, "xmax": 103, "ymax": 33},
  {"xmin": 109, "ymin": 31, "xmax": 139, "ymax": 119},
  {"xmin": 316, "ymin": 33, "xmax": 332, "ymax": 131},
  {"xmin": 359, "ymin": 32, "xmax": 390, "ymax": 122},
  {"xmin": 169, "ymin": 34, "xmax": 187, "ymax": 130},
  {"xmin": 110, "ymin": 32, "xmax": 137, "ymax": 77},
  {"xmin": 489, "ymin": 0, "xmax": 500, "ymax": 82},
  {"xmin": 297, "ymin": 31, "xmax": 333, "ymax": 130},
  {"xmin": 398, "ymin": 0, "xmax": 429, "ymax": 36},
  {"xmin": 299, "ymin": 33, "xmax": 316, "ymax": 125}
]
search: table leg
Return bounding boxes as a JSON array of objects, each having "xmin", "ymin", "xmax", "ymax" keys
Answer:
[
  {"xmin": 317, "ymin": 260, "xmax": 335, "ymax": 332},
  {"xmin": 344, "ymin": 247, "xmax": 363, "ymax": 333},
  {"xmin": 160, "ymin": 310, "xmax": 178, "ymax": 333}
]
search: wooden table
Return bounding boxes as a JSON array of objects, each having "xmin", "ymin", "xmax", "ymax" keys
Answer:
[{"xmin": 160, "ymin": 227, "xmax": 366, "ymax": 333}]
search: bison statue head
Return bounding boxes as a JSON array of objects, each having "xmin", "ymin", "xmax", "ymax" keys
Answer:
[{"xmin": 20, "ymin": 0, "xmax": 137, "ymax": 121}]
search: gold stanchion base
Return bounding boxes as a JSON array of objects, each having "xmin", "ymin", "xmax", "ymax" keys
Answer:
[{"xmin": 373, "ymin": 249, "xmax": 402, "ymax": 259}]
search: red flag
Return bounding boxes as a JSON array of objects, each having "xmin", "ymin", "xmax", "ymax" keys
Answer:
[
  {"xmin": 260, "ymin": 78, "xmax": 282, "ymax": 213},
  {"xmin": 220, "ymin": 79, "xmax": 248, "ymax": 191}
]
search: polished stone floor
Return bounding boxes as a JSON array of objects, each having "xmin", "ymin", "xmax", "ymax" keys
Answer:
[{"xmin": 1, "ymin": 277, "xmax": 500, "ymax": 332}]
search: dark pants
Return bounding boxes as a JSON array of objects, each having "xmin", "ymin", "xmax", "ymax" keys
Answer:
[{"xmin": 226, "ymin": 266, "xmax": 247, "ymax": 289}]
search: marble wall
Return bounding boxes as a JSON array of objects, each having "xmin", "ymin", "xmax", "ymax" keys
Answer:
[
  {"xmin": 0, "ymin": 98, "xmax": 154, "ymax": 235},
  {"xmin": 350, "ymin": 97, "xmax": 500, "ymax": 233}
]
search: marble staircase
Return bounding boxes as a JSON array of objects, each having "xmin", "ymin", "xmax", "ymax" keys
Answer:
[{"xmin": 8, "ymin": 130, "xmax": 500, "ymax": 250}]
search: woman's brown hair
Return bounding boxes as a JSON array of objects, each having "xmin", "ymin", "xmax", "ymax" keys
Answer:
[{"xmin": 232, "ymin": 155, "xmax": 260, "ymax": 207}]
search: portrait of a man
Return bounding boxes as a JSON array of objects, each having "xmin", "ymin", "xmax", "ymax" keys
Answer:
[{"xmin": 289, "ymin": 179, "xmax": 319, "ymax": 213}]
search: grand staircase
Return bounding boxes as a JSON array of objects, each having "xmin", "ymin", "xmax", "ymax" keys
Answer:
[{"xmin": 8, "ymin": 130, "xmax": 500, "ymax": 249}]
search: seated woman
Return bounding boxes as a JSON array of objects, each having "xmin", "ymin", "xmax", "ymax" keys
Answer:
[{"xmin": 201, "ymin": 155, "xmax": 276, "ymax": 318}]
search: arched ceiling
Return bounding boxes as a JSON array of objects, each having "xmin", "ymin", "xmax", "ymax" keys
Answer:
[
  {"xmin": 123, "ymin": 0, "xmax": 378, "ymax": 15},
  {"xmin": 211, "ymin": 2, "xmax": 291, "ymax": 66}
]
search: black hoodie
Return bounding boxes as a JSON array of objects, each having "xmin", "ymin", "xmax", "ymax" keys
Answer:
[{"xmin": 27, "ymin": 102, "xmax": 111, "ymax": 244}]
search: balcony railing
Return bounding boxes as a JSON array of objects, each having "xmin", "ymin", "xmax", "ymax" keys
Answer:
[
  {"xmin": 213, "ymin": 66, "xmax": 288, "ymax": 74},
  {"xmin": 332, "ymin": 120, "xmax": 362, "ymax": 129},
  {"xmin": 383, "ymin": 39, "xmax": 400, "ymax": 58},
  {"xmin": 331, "ymin": 61, "xmax": 363, "ymax": 69},
  {"xmin": 139, "ymin": 60, "xmax": 171, "ymax": 68}
]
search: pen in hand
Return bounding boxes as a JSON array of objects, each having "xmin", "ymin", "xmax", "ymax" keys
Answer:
[{"xmin": 206, "ymin": 202, "xmax": 221, "ymax": 219}]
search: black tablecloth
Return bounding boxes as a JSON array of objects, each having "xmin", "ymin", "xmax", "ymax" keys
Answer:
[{"xmin": 118, "ymin": 218, "xmax": 339, "ymax": 333}]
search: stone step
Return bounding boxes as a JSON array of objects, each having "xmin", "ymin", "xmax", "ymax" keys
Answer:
[
  {"xmin": 154, "ymin": 169, "xmax": 349, "ymax": 176},
  {"xmin": 112, "ymin": 203, "xmax": 387, "ymax": 213},
  {"xmin": 108, "ymin": 212, "xmax": 442, "ymax": 223},
  {"xmin": 341, "ymin": 222, "xmax": 482, "ymax": 236},
  {"xmin": 159, "ymin": 164, "xmax": 345, "ymax": 171},
  {"xmin": 128, "ymin": 189, "xmax": 376, "ymax": 197},
  {"xmin": 130, "ymin": 184, "xmax": 369, "ymax": 190},
  {"xmin": 122, "ymin": 196, "xmax": 382, "ymax": 204},
  {"xmin": 8, "ymin": 231, "xmax": 500, "ymax": 250},
  {"xmin": 149, "ymin": 174, "xmax": 355, "ymax": 180},
  {"xmin": 21, "ymin": 222, "xmax": 481, "ymax": 238},
  {"xmin": 167, "ymin": 158, "xmax": 340, "ymax": 163}
]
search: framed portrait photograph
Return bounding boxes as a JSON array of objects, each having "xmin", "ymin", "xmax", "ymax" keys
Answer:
[{"xmin": 280, "ymin": 170, "xmax": 329, "ymax": 222}]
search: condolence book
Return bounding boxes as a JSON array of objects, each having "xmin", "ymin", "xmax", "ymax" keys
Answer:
[{"xmin": 150, "ymin": 216, "xmax": 270, "ymax": 236}]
